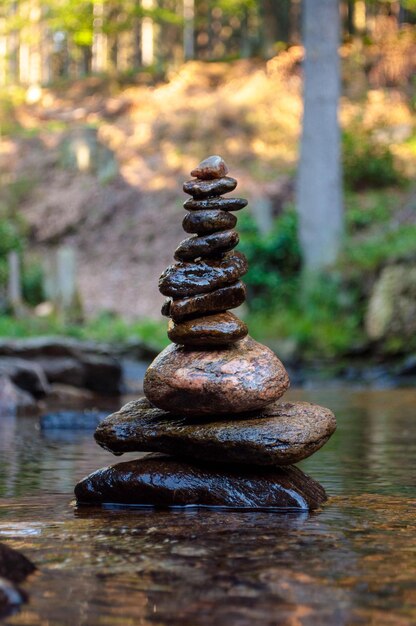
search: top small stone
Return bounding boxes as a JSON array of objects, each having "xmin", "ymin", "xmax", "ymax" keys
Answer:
[{"xmin": 191, "ymin": 155, "xmax": 229, "ymax": 180}]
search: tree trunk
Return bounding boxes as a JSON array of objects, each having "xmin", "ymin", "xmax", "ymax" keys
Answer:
[
  {"xmin": 296, "ymin": 0, "xmax": 343, "ymax": 271},
  {"xmin": 183, "ymin": 0, "xmax": 195, "ymax": 60}
]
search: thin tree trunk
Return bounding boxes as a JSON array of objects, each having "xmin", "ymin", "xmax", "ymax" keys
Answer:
[
  {"xmin": 183, "ymin": 0, "xmax": 195, "ymax": 60},
  {"xmin": 296, "ymin": 0, "xmax": 343, "ymax": 271},
  {"xmin": 141, "ymin": 0, "xmax": 154, "ymax": 66}
]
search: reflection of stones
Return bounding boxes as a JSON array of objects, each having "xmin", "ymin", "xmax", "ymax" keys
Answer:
[
  {"xmin": 75, "ymin": 155, "xmax": 335, "ymax": 510},
  {"xmin": 0, "ymin": 543, "xmax": 35, "ymax": 618},
  {"xmin": 95, "ymin": 397, "xmax": 336, "ymax": 465},
  {"xmin": 41, "ymin": 410, "xmax": 108, "ymax": 430},
  {"xmin": 75, "ymin": 454, "xmax": 327, "ymax": 509},
  {"xmin": 144, "ymin": 337, "xmax": 289, "ymax": 415}
]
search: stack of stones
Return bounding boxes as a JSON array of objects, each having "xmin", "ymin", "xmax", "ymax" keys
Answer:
[{"xmin": 75, "ymin": 156, "xmax": 336, "ymax": 511}]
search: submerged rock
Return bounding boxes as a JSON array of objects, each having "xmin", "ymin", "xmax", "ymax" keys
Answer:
[
  {"xmin": 143, "ymin": 336, "xmax": 290, "ymax": 415},
  {"xmin": 167, "ymin": 311, "xmax": 248, "ymax": 347},
  {"xmin": 74, "ymin": 454, "xmax": 327, "ymax": 510},
  {"xmin": 0, "ymin": 544, "xmax": 35, "ymax": 583},
  {"xmin": 95, "ymin": 397, "xmax": 336, "ymax": 465},
  {"xmin": 0, "ymin": 543, "xmax": 35, "ymax": 618}
]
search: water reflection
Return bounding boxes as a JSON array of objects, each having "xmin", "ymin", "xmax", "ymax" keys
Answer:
[{"xmin": 0, "ymin": 389, "xmax": 415, "ymax": 625}]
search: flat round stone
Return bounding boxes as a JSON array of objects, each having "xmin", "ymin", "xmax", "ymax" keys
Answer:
[
  {"xmin": 182, "ymin": 209, "xmax": 237, "ymax": 235},
  {"xmin": 174, "ymin": 230, "xmax": 239, "ymax": 261},
  {"xmin": 183, "ymin": 177, "xmax": 237, "ymax": 199},
  {"xmin": 190, "ymin": 155, "xmax": 229, "ymax": 180},
  {"xmin": 159, "ymin": 251, "xmax": 248, "ymax": 298},
  {"xmin": 162, "ymin": 281, "xmax": 246, "ymax": 321},
  {"xmin": 143, "ymin": 336, "xmax": 290, "ymax": 415},
  {"xmin": 184, "ymin": 197, "xmax": 247, "ymax": 212},
  {"xmin": 95, "ymin": 397, "xmax": 336, "ymax": 466},
  {"xmin": 75, "ymin": 454, "xmax": 327, "ymax": 510},
  {"xmin": 167, "ymin": 312, "xmax": 248, "ymax": 347}
]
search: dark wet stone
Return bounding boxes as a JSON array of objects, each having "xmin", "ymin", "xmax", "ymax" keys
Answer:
[
  {"xmin": 75, "ymin": 454, "xmax": 327, "ymax": 510},
  {"xmin": 182, "ymin": 209, "xmax": 237, "ymax": 235},
  {"xmin": 95, "ymin": 397, "xmax": 336, "ymax": 466},
  {"xmin": 0, "ymin": 578, "xmax": 27, "ymax": 619},
  {"xmin": 163, "ymin": 281, "xmax": 246, "ymax": 321},
  {"xmin": 174, "ymin": 230, "xmax": 239, "ymax": 261},
  {"xmin": 144, "ymin": 335, "xmax": 290, "ymax": 415},
  {"xmin": 159, "ymin": 251, "xmax": 248, "ymax": 298},
  {"xmin": 0, "ymin": 544, "xmax": 35, "ymax": 584},
  {"xmin": 167, "ymin": 312, "xmax": 248, "ymax": 347},
  {"xmin": 190, "ymin": 155, "xmax": 229, "ymax": 180},
  {"xmin": 0, "ymin": 358, "xmax": 50, "ymax": 399},
  {"xmin": 184, "ymin": 197, "xmax": 248, "ymax": 212},
  {"xmin": 183, "ymin": 177, "xmax": 237, "ymax": 199}
]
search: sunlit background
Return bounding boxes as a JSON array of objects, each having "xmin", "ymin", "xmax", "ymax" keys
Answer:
[{"xmin": 0, "ymin": 0, "xmax": 415, "ymax": 363}]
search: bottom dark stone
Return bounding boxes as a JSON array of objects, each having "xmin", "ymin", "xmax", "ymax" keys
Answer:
[{"xmin": 75, "ymin": 455, "xmax": 327, "ymax": 511}]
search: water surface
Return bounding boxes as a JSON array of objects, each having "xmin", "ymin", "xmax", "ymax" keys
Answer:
[{"xmin": 0, "ymin": 389, "xmax": 415, "ymax": 625}]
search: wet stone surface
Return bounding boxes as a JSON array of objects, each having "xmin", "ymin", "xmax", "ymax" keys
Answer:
[
  {"xmin": 174, "ymin": 230, "xmax": 239, "ymax": 261},
  {"xmin": 1, "ymin": 389, "xmax": 416, "ymax": 625},
  {"xmin": 159, "ymin": 251, "xmax": 248, "ymax": 298},
  {"xmin": 183, "ymin": 177, "xmax": 237, "ymax": 198},
  {"xmin": 75, "ymin": 454, "xmax": 327, "ymax": 509},
  {"xmin": 167, "ymin": 312, "xmax": 248, "ymax": 347},
  {"xmin": 182, "ymin": 209, "xmax": 237, "ymax": 235},
  {"xmin": 184, "ymin": 196, "xmax": 248, "ymax": 211},
  {"xmin": 143, "ymin": 336, "xmax": 290, "ymax": 415},
  {"xmin": 95, "ymin": 397, "xmax": 336, "ymax": 466},
  {"xmin": 190, "ymin": 155, "xmax": 229, "ymax": 180},
  {"xmin": 163, "ymin": 281, "xmax": 247, "ymax": 321}
]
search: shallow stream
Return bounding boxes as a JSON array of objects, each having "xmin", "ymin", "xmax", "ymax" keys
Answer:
[{"xmin": 0, "ymin": 388, "xmax": 415, "ymax": 625}]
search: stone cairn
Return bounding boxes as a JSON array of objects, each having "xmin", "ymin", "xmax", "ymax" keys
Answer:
[{"xmin": 75, "ymin": 156, "xmax": 336, "ymax": 510}]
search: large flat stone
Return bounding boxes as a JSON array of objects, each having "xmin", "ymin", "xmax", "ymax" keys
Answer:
[
  {"xmin": 95, "ymin": 397, "xmax": 336, "ymax": 466},
  {"xmin": 74, "ymin": 455, "xmax": 327, "ymax": 510},
  {"xmin": 143, "ymin": 336, "xmax": 290, "ymax": 415}
]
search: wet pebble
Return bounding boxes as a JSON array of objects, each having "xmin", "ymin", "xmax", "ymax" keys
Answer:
[
  {"xmin": 184, "ymin": 197, "xmax": 248, "ymax": 212},
  {"xmin": 159, "ymin": 251, "xmax": 248, "ymax": 298},
  {"xmin": 167, "ymin": 312, "xmax": 248, "ymax": 347},
  {"xmin": 182, "ymin": 209, "xmax": 237, "ymax": 235},
  {"xmin": 183, "ymin": 177, "xmax": 237, "ymax": 198},
  {"xmin": 143, "ymin": 335, "xmax": 290, "ymax": 415},
  {"xmin": 163, "ymin": 281, "xmax": 246, "ymax": 321},
  {"xmin": 174, "ymin": 230, "xmax": 239, "ymax": 261},
  {"xmin": 190, "ymin": 155, "xmax": 229, "ymax": 180}
]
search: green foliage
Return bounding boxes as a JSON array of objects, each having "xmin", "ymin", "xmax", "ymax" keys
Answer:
[
  {"xmin": 0, "ymin": 311, "xmax": 168, "ymax": 350},
  {"xmin": 342, "ymin": 224, "xmax": 416, "ymax": 272},
  {"xmin": 238, "ymin": 209, "xmax": 301, "ymax": 311},
  {"xmin": 22, "ymin": 262, "xmax": 45, "ymax": 307},
  {"xmin": 342, "ymin": 128, "xmax": 405, "ymax": 190}
]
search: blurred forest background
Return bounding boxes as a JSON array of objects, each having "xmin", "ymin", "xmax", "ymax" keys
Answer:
[{"xmin": 0, "ymin": 0, "xmax": 416, "ymax": 366}]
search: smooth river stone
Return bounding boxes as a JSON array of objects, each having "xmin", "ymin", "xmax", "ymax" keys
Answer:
[
  {"xmin": 182, "ymin": 209, "xmax": 236, "ymax": 235},
  {"xmin": 159, "ymin": 251, "xmax": 248, "ymax": 298},
  {"xmin": 174, "ymin": 230, "xmax": 239, "ymax": 261},
  {"xmin": 190, "ymin": 155, "xmax": 229, "ymax": 180},
  {"xmin": 162, "ymin": 281, "xmax": 246, "ymax": 321},
  {"xmin": 95, "ymin": 397, "xmax": 336, "ymax": 466},
  {"xmin": 167, "ymin": 312, "xmax": 248, "ymax": 347},
  {"xmin": 183, "ymin": 177, "xmax": 237, "ymax": 199},
  {"xmin": 74, "ymin": 454, "xmax": 327, "ymax": 510},
  {"xmin": 143, "ymin": 335, "xmax": 290, "ymax": 415},
  {"xmin": 184, "ymin": 197, "xmax": 248, "ymax": 212}
]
